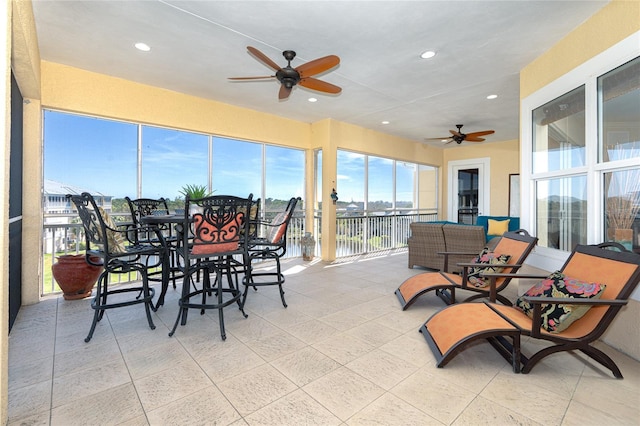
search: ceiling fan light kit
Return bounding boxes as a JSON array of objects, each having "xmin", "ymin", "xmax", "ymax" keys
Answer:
[{"xmin": 229, "ymin": 46, "xmax": 341, "ymax": 100}]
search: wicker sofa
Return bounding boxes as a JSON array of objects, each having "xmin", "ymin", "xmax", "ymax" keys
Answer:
[{"xmin": 407, "ymin": 222, "xmax": 486, "ymax": 273}]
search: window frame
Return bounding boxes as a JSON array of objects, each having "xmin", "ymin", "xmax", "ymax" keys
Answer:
[{"xmin": 521, "ymin": 31, "xmax": 640, "ymax": 273}]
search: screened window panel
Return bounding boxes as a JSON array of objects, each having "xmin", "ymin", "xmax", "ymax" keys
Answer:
[
  {"xmin": 532, "ymin": 86, "xmax": 586, "ymax": 173},
  {"xmin": 535, "ymin": 175, "xmax": 587, "ymax": 251},
  {"xmin": 43, "ymin": 111, "xmax": 137, "ymax": 212},
  {"xmin": 141, "ymin": 126, "xmax": 209, "ymax": 200}
]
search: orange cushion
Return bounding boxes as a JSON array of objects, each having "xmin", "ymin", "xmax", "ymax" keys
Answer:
[{"xmin": 191, "ymin": 213, "xmax": 242, "ymax": 254}]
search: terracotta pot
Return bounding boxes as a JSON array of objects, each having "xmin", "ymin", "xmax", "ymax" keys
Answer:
[{"xmin": 52, "ymin": 254, "xmax": 103, "ymax": 300}]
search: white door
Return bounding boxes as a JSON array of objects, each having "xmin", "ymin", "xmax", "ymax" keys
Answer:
[{"xmin": 447, "ymin": 158, "xmax": 490, "ymax": 223}]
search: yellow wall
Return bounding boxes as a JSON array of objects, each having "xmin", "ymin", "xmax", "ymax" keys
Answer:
[
  {"xmin": 521, "ymin": 0, "xmax": 640, "ymax": 98},
  {"xmin": 520, "ymin": 0, "xmax": 640, "ymax": 360},
  {"xmin": 443, "ymin": 139, "xmax": 520, "ymax": 218}
]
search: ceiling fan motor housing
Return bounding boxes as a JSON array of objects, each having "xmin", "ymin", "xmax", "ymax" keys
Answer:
[{"xmin": 276, "ymin": 67, "xmax": 301, "ymax": 88}]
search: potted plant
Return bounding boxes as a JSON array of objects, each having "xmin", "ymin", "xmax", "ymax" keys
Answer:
[
  {"xmin": 52, "ymin": 254, "xmax": 103, "ymax": 300},
  {"xmin": 179, "ymin": 184, "xmax": 212, "ymax": 214}
]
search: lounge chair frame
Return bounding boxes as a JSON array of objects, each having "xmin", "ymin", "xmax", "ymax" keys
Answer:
[
  {"xmin": 421, "ymin": 242, "xmax": 640, "ymax": 378},
  {"xmin": 396, "ymin": 229, "xmax": 538, "ymax": 309}
]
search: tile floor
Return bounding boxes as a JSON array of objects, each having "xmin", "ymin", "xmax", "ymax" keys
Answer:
[{"xmin": 8, "ymin": 250, "xmax": 640, "ymax": 425}]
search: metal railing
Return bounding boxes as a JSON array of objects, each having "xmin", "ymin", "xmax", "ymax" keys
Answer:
[{"xmin": 42, "ymin": 209, "xmax": 437, "ymax": 294}]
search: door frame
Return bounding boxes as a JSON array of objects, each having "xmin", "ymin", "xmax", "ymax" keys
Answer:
[{"xmin": 447, "ymin": 158, "xmax": 491, "ymax": 222}]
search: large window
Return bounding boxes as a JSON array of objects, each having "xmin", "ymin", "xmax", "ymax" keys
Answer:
[
  {"xmin": 600, "ymin": 57, "xmax": 640, "ymax": 250},
  {"xmin": 336, "ymin": 149, "xmax": 437, "ymax": 214},
  {"xmin": 523, "ymin": 36, "xmax": 639, "ymax": 256},
  {"xmin": 531, "ymin": 87, "xmax": 587, "ymax": 250},
  {"xmin": 43, "ymin": 110, "xmax": 305, "ymax": 214}
]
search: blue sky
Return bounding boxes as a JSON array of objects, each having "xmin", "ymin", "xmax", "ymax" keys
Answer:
[{"xmin": 44, "ymin": 110, "xmax": 424, "ymax": 204}]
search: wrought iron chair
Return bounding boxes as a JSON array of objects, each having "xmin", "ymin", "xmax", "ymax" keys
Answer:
[
  {"xmin": 421, "ymin": 242, "xmax": 640, "ymax": 378},
  {"xmin": 243, "ymin": 197, "xmax": 300, "ymax": 308},
  {"xmin": 125, "ymin": 196, "xmax": 181, "ymax": 293},
  {"xmin": 169, "ymin": 194, "xmax": 253, "ymax": 340},
  {"xmin": 68, "ymin": 192, "xmax": 164, "ymax": 342}
]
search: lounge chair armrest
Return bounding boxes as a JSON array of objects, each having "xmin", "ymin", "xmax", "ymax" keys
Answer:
[
  {"xmin": 437, "ymin": 251, "xmax": 478, "ymax": 256},
  {"xmin": 526, "ymin": 297, "xmax": 628, "ymax": 337}
]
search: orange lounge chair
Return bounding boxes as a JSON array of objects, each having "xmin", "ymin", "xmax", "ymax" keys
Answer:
[
  {"xmin": 420, "ymin": 242, "xmax": 640, "ymax": 378},
  {"xmin": 395, "ymin": 230, "xmax": 538, "ymax": 309}
]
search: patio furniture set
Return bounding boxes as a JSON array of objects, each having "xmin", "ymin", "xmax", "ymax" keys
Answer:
[
  {"xmin": 398, "ymin": 220, "xmax": 640, "ymax": 379},
  {"xmin": 67, "ymin": 192, "xmax": 299, "ymax": 342}
]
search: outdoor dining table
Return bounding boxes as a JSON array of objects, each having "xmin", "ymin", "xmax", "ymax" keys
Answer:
[{"xmin": 140, "ymin": 214, "xmax": 191, "ymax": 309}]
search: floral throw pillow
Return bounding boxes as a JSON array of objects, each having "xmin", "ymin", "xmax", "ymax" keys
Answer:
[
  {"xmin": 467, "ymin": 247, "xmax": 512, "ymax": 288},
  {"xmin": 515, "ymin": 271, "xmax": 606, "ymax": 333}
]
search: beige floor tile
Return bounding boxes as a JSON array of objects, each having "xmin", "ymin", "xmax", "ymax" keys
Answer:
[
  {"xmin": 345, "ymin": 349, "xmax": 419, "ymax": 390},
  {"xmin": 262, "ymin": 306, "xmax": 314, "ymax": 328},
  {"xmin": 244, "ymin": 389, "xmax": 341, "ymax": 426},
  {"xmin": 145, "ymin": 385, "xmax": 241, "ymax": 425},
  {"xmin": 53, "ymin": 338, "xmax": 121, "ymax": 378},
  {"xmin": 134, "ymin": 358, "xmax": 212, "ymax": 412},
  {"xmin": 346, "ymin": 393, "xmax": 441, "ymax": 426},
  {"xmin": 452, "ymin": 395, "xmax": 542, "ymax": 425},
  {"xmin": 302, "ymin": 366, "xmax": 385, "ymax": 421},
  {"xmin": 390, "ymin": 367, "xmax": 476, "ymax": 425},
  {"xmin": 218, "ymin": 363, "xmax": 298, "ymax": 416},
  {"xmin": 344, "ymin": 321, "xmax": 401, "ymax": 348},
  {"xmin": 570, "ymin": 375, "xmax": 640, "ymax": 424},
  {"xmin": 51, "ymin": 383, "xmax": 144, "ymax": 426},
  {"xmin": 312, "ymin": 332, "xmax": 376, "ymax": 365},
  {"xmin": 318, "ymin": 310, "xmax": 369, "ymax": 332},
  {"xmin": 379, "ymin": 333, "xmax": 434, "ymax": 368},
  {"xmin": 561, "ymin": 399, "xmax": 635, "ymax": 426},
  {"xmin": 285, "ymin": 319, "xmax": 340, "ymax": 344},
  {"xmin": 226, "ymin": 314, "xmax": 284, "ymax": 343},
  {"xmin": 52, "ymin": 358, "xmax": 131, "ymax": 408},
  {"xmin": 7, "ymin": 380, "xmax": 51, "ymax": 423},
  {"xmin": 122, "ymin": 338, "xmax": 190, "ymax": 380},
  {"xmin": 6, "ymin": 410, "xmax": 50, "ymax": 426},
  {"xmin": 8, "ymin": 355, "xmax": 53, "ymax": 391},
  {"xmin": 244, "ymin": 331, "xmax": 307, "ymax": 362},
  {"xmin": 479, "ymin": 372, "xmax": 570, "ymax": 425},
  {"xmin": 271, "ymin": 346, "xmax": 341, "ymax": 386},
  {"xmin": 7, "ymin": 252, "xmax": 640, "ymax": 426},
  {"xmin": 191, "ymin": 336, "xmax": 266, "ymax": 384}
]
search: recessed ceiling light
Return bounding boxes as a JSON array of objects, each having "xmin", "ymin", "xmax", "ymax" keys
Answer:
[
  {"xmin": 308, "ymin": 97, "xmax": 318, "ymax": 102},
  {"xmin": 381, "ymin": 121, "xmax": 390, "ymax": 125},
  {"xmin": 420, "ymin": 50, "xmax": 436, "ymax": 59},
  {"xmin": 134, "ymin": 42, "xmax": 151, "ymax": 52},
  {"xmin": 486, "ymin": 94, "xmax": 498, "ymax": 99}
]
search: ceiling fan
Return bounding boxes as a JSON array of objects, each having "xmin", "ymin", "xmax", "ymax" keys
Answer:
[
  {"xmin": 228, "ymin": 46, "xmax": 341, "ymax": 100},
  {"xmin": 425, "ymin": 124, "xmax": 495, "ymax": 144}
]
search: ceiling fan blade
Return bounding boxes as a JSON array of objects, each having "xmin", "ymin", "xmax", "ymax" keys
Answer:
[
  {"xmin": 279, "ymin": 85, "xmax": 292, "ymax": 100},
  {"xmin": 465, "ymin": 137, "xmax": 486, "ymax": 142},
  {"xmin": 228, "ymin": 76, "xmax": 275, "ymax": 80},
  {"xmin": 424, "ymin": 137, "xmax": 451, "ymax": 141},
  {"xmin": 296, "ymin": 55, "xmax": 340, "ymax": 78},
  {"xmin": 466, "ymin": 130, "xmax": 495, "ymax": 138},
  {"xmin": 449, "ymin": 130, "xmax": 463, "ymax": 137},
  {"xmin": 247, "ymin": 46, "xmax": 281, "ymax": 72},
  {"xmin": 299, "ymin": 77, "xmax": 342, "ymax": 94}
]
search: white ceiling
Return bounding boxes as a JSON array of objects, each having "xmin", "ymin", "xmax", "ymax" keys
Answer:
[{"xmin": 31, "ymin": 0, "xmax": 609, "ymax": 147}]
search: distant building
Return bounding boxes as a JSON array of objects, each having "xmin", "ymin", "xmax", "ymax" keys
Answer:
[{"xmin": 43, "ymin": 180, "xmax": 113, "ymax": 253}]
